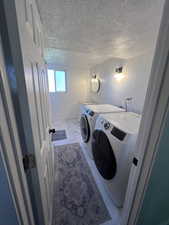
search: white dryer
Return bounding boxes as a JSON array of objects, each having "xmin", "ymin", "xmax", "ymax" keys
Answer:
[
  {"xmin": 80, "ymin": 104, "xmax": 124, "ymax": 159},
  {"xmin": 92, "ymin": 112, "xmax": 141, "ymax": 207}
]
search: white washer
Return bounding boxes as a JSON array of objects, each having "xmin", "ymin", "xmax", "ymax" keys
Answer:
[
  {"xmin": 92, "ymin": 112, "xmax": 141, "ymax": 207},
  {"xmin": 80, "ymin": 104, "xmax": 125, "ymax": 159}
]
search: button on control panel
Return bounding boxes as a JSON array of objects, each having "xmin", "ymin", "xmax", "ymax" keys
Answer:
[
  {"xmin": 89, "ymin": 110, "xmax": 94, "ymax": 117},
  {"xmin": 104, "ymin": 122, "xmax": 110, "ymax": 130}
]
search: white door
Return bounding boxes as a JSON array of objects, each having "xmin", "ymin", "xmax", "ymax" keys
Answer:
[
  {"xmin": 15, "ymin": 0, "xmax": 54, "ymax": 224},
  {"xmin": 0, "ymin": 36, "xmax": 35, "ymax": 225},
  {"xmin": 17, "ymin": 8, "xmax": 54, "ymax": 225},
  {"xmin": 1, "ymin": 0, "xmax": 54, "ymax": 225},
  {"xmin": 25, "ymin": 60, "xmax": 54, "ymax": 225}
]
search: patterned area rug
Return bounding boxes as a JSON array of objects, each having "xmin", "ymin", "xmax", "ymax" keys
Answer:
[
  {"xmin": 52, "ymin": 143, "xmax": 111, "ymax": 225},
  {"xmin": 52, "ymin": 130, "xmax": 67, "ymax": 141}
]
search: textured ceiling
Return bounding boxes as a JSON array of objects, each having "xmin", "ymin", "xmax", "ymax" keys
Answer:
[{"xmin": 37, "ymin": 0, "xmax": 164, "ymax": 66}]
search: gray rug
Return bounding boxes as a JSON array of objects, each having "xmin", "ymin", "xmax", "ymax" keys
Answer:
[
  {"xmin": 52, "ymin": 143, "xmax": 111, "ymax": 225},
  {"xmin": 52, "ymin": 130, "xmax": 67, "ymax": 141}
]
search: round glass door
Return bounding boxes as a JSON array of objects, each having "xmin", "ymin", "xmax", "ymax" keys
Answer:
[
  {"xmin": 80, "ymin": 114, "xmax": 90, "ymax": 143},
  {"xmin": 92, "ymin": 130, "xmax": 117, "ymax": 180}
]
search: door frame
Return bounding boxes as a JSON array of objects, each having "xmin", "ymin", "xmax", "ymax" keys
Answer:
[
  {"xmin": 0, "ymin": 37, "xmax": 35, "ymax": 225},
  {"xmin": 122, "ymin": 1, "xmax": 169, "ymax": 224}
]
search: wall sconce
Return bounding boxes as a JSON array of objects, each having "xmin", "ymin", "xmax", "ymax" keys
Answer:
[
  {"xmin": 92, "ymin": 73, "xmax": 97, "ymax": 79},
  {"xmin": 114, "ymin": 67, "xmax": 125, "ymax": 81},
  {"xmin": 91, "ymin": 73, "xmax": 100, "ymax": 93}
]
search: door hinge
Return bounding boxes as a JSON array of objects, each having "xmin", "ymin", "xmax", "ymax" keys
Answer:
[{"xmin": 23, "ymin": 154, "xmax": 36, "ymax": 171}]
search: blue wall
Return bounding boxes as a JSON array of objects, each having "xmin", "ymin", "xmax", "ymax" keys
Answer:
[
  {"xmin": 0, "ymin": 152, "xmax": 19, "ymax": 225},
  {"xmin": 137, "ymin": 111, "xmax": 169, "ymax": 225}
]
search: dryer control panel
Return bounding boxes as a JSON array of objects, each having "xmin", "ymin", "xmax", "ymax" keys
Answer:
[
  {"xmin": 102, "ymin": 119, "xmax": 126, "ymax": 141},
  {"xmin": 111, "ymin": 127, "xmax": 126, "ymax": 141}
]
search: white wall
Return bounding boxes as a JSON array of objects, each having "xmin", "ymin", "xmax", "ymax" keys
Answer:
[
  {"xmin": 49, "ymin": 49, "xmax": 155, "ymax": 122},
  {"xmin": 89, "ymin": 50, "xmax": 155, "ymax": 114},
  {"xmin": 48, "ymin": 65, "xmax": 90, "ymax": 122}
]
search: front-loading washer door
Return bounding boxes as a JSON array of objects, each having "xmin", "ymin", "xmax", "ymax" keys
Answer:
[
  {"xmin": 80, "ymin": 114, "xmax": 90, "ymax": 143},
  {"xmin": 92, "ymin": 130, "xmax": 117, "ymax": 180}
]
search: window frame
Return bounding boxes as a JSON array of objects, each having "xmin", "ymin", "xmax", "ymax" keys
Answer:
[{"xmin": 47, "ymin": 69, "xmax": 67, "ymax": 93}]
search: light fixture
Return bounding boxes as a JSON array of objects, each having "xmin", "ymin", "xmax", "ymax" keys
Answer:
[
  {"xmin": 114, "ymin": 66, "xmax": 125, "ymax": 81},
  {"xmin": 92, "ymin": 73, "xmax": 97, "ymax": 79}
]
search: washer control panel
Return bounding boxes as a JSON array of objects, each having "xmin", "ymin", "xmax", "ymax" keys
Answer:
[{"xmin": 86, "ymin": 109, "xmax": 95, "ymax": 117}]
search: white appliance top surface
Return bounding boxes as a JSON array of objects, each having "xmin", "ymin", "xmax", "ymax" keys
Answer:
[
  {"xmin": 86, "ymin": 104, "xmax": 125, "ymax": 113},
  {"xmin": 80, "ymin": 102, "xmax": 96, "ymax": 105},
  {"xmin": 101, "ymin": 112, "xmax": 141, "ymax": 134}
]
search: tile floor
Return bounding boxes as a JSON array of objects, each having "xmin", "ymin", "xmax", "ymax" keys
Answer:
[
  {"xmin": 52, "ymin": 119, "xmax": 121, "ymax": 225},
  {"xmin": 53, "ymin": 119, "xmax": 81, "ymax": 145}
]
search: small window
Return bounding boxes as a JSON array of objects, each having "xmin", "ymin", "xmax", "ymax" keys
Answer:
[
  {"xmin": 55, "ymin": 71, "xmax": 66, "ymax": 92},
  {"xmin": 47, "ymin": 69, "xmax": 66, "ymax": 93}
]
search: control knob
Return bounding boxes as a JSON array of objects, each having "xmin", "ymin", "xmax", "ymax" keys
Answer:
[
  {"xmin": 89, "ymin": 110, "xmax": 95, "ymax": 117},
  {"xmin": 104, "ymin": 122, "xmax": 110, "ymax": 130}
]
